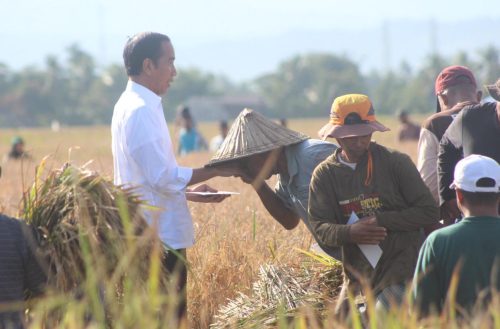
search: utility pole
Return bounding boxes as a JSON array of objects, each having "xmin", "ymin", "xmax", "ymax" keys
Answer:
[{"xmin": 382, "ymin": 20, "xmax": 392, "ymax": 73}]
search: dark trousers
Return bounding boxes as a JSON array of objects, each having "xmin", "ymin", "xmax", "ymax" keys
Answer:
[{"xmin": 163, "ymin": 248, "xmax": 188, "ymax": 322}]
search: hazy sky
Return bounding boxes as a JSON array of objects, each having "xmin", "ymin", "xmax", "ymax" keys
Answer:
[{"xmin": 2, "ymin": 0, "xmax": 500, "ymax": 79}]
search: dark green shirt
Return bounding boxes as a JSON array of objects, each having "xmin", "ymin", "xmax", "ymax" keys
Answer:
[
  {"xmin": 413, "ymin": 216, "xmax": 500, "ymax": 315},
  {"xmin": 309, "ymin": 142, "xmax": 439, "ymax": 294}
]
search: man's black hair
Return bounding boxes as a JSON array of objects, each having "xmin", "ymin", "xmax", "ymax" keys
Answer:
[{"xmin": 123, "ymin": 32, "xmax": 170, "ymax": 76}]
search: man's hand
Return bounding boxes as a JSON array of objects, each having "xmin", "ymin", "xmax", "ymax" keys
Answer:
[
  {"xmin": 186, "ymin": 184, "xmax": 230, "ymax": 203},
  {"xmin": 349, "ymin": 216, "xmax": 387, "ymax": 244},
  {"xmin": 440, "ymin": 199, "xmax": 461, "ymax": 226}
]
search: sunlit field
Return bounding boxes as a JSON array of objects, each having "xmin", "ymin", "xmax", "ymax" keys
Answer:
[{"xmin": 5, "ymin": 114, "xmax": 492, "ymax": 329}]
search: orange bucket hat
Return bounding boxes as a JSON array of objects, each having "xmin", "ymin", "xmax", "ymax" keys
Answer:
[{"xmin": 318, "ymin": 94, "xmax": 389, "ymax": 139}]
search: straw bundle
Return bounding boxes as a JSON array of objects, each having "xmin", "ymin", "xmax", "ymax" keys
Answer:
[
  {"xmin": 20, "ymin": 162, "xmax": 167, "ymax": 293},
  {"xmin": 211, "ymin": 258, "xmax": 343, "ymax": 328}
]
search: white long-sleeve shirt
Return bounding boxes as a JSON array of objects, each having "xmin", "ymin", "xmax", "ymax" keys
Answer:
[
  {"xmin": 417, "ymin": 127, "xmax": 439, "ymax": 202},
  {"xmin": 112, "ymin": 80, "xmax": 194, "ymax": 249}
]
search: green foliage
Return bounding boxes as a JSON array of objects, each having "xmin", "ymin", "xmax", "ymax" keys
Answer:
[
  {"xmin": 1, "ymin": 45, "xmax": 499, "ymax": 127},
  {"xmin": 255, "ymin": 54, "xmax": 367, "ymax": 118}
]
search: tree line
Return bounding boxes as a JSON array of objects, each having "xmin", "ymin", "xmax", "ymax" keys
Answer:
[{"xmin": 0, "ymin": 44, "xmax": 499, "ymax": 127}]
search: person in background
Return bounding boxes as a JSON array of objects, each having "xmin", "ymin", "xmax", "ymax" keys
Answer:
[
  {"xmin": 176, "ymin": 106, "xmax": 208, "ymax": 155},
  {"xmin": 111, "ymin": 32, "xmax": 236, "ymax": 324},
  {"xmin": 209, "ymin": 120, "xmax": 228, "ymax": 152},
  {"xmin": 308, "ymin": 94, "xmax": 438, "ymax": 315},
  {"xmin": 417, "ymin": 66, "xmax": 481, "ymax": 205},
  {"xmin": 207, "ymin": 108, "xmax": 341, "ymax": 260},
  {"xmin": 279, "ymin": 118, "xmax": 288, "ymax": 128},
  {"xmin": 438, "ymin": 78, "xmax": 500, "ymax": 222},
  {"xmin": 397, "ymin": 110, "xmax": 420, "ymax": 142},
  {"xmin": 5, "ymin": 136, "xmax": 31, "ymax": 161},
  {"xmin": 413, "ymin": 155, "xmax": 500, "ymax": 317}
]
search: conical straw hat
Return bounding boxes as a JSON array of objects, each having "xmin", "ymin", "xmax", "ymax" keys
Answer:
[{"xmin": 207, "ymin": 108, "xmax": 309, "ymax": 166}]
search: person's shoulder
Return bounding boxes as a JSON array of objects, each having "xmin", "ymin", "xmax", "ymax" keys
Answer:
[
  {"xmin": 0, "ymin": 214, "xmax": 24, "ymax": 235},
  {"xmin": 371, "ymin": 142, "xmax": 408, "ymax": 158},
  {"xmin": 372, "ymin": 143, "xmax": 414, "ymax": 167},
  {"xmin": 461, "ymin": 101, "xmax": 497, "ymax": 118},
  {"xmin": 115, "ymin": 88, "xmax": 149, "ymax": 114},
  {"xmin": 422, "ymin": 110, "xmax": 456, "ymax": 131},
  {"xmin": 312, "ymin": 151, "xmax": 338, "ymax": 175},
  {"xmin": 294, "ymin": 139, "xmax": 337, "ymax": 154}
]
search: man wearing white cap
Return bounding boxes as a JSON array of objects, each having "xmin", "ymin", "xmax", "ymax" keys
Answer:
[
  {"xmin": 309, "ymin": 94, "xmax": 438, "ymax": 313},
  {"xmin": 413, "ymin": 155, "xmax": 500, "ymax": 317}
]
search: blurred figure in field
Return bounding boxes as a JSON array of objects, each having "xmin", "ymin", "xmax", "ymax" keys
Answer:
[
  {"xmin": 176, "ymin": 106, "xmax": 208, "ymax": 155},
  {"xmin": 397, "ymin": 110, "xmax": 420, "ymax": 142},
  {"xmin": 413, "ymin": 155, "xmax": 500, "ymax": 317},
  {"xmin": 209, "ymin": 120, "xmax": 229, "ymax": 152},
  {"xmin": 4, "ymin": 137, "xmax": 31, "ymax": 162},
  {"xmin": 279, "ymin": 118, "xmax": 288, "ymax": 128}
]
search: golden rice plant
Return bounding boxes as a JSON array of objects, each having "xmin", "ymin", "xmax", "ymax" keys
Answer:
[
  {"xmin": 17, "ymin": 161, "xmax": 177, "ymax": 328},
  {"xmin": 210, "ymin": 251, "xmax": 343, "ymax": 328}
]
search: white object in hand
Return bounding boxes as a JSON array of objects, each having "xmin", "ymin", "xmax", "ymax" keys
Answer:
[
  {"xmin": 347, "ymin": 211, "xmax": 383, "ymax": 268},
  {"xmin": 185, "ymin": 191, "xmax": 240, "ymax": 196}
]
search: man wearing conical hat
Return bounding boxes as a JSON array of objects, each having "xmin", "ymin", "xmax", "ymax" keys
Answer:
[
  {"xmin": 207, "ymin": 108, "xmax": 341, "ymax": 260},
  {"xmin": 308, "ymin": 94, "xmax": 438, "ymax": 314}
]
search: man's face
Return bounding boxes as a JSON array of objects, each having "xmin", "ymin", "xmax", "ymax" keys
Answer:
[
  {"xmin": 243, "ymin": 150, "xmax": 280, "ymax": 180},
  {"xmin": 149, "ymin": 41, "xmax": 177, "ymax": 95},
  {"xmin": 336, "ymin": 134, "xmax": 372, "ymax": 161}
]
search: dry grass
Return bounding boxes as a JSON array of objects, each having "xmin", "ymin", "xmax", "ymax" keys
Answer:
[{"xmin": 0, "ymin": 116, "xmax": 425, "ymax": 328}]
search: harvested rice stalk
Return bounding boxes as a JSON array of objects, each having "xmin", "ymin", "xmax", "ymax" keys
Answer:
[
  {"xmin": 20, "ymin": 163, "xmax": 168, "ymax": 294},
  {"xmin": 211, "ymin": 259, "xmax": 343, "ymax": 328}
]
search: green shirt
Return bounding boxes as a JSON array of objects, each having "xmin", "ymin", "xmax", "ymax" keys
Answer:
[{"xmin": 413, "ymin": 216, "xmax": 500, "ymax": 315}]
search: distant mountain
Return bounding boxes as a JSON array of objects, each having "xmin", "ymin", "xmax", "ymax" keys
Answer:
[{"xmin": 177, "ymin": 18, "xmax": 500, "ymax": 81}]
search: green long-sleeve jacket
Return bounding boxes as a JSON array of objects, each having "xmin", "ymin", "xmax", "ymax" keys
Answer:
[{"xmin": 308, "ymin": 142, "xmax": 439, "ymax": 294}]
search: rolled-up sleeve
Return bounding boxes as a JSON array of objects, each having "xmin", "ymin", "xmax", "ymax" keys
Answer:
[
  {"xmin": 417, "ymin": 128, "xmax": 439, "ymax": 203},
  {"xmin": 126, "ymin": 109, "xmax": 193, "ymax": 194},
  {"xmin": 131, "ymin": 141, "xmax": 192, "ymax": 193}
]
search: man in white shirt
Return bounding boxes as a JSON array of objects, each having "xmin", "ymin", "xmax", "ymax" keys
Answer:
[{"xmin": 111, "ymin": 32, "xmax": 234, "ymax": 322}]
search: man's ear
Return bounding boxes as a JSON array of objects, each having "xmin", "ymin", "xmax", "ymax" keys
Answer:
[
  {"xmin": 456, "ymin": 189, "xmax": 464, "ymax": 206},
  {"xmin": 142, "ymin": 58, "xmax": 154, "ymax": 76},
  {"xmin": 438, "ymin": 93, "xmax": 449, "ymax": 107}
]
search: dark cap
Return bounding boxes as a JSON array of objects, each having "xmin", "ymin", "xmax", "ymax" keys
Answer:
[
  {"xmin": 435, "ymin": 65, "xmax": 477, "ymax": 95},
  {"xmin": 435, "ymin": 65, "xmax": 477, "ymax": 112}
]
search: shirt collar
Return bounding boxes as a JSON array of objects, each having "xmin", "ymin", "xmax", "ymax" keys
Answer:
[{"xmin": 126, "ymin": 80, "xmax": 162, "ymax": 110}]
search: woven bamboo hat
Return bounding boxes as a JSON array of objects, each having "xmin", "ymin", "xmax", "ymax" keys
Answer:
[{"xmin": 207, "ymin": 108, "xmax": 309, "ymax": 166}]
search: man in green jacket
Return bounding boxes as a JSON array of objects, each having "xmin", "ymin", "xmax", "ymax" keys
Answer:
[
  {"xmin": 413, "ymin": 154, "xmax": 500, "ymax": 317},
  {"xmin": 308, "ymin": 94, "xmax": 439, "ymax": 314}
]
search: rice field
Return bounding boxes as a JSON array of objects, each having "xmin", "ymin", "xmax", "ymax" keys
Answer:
[{"xmin": 2, "ymin": 115, "xmax": 497, "ymax": 328}]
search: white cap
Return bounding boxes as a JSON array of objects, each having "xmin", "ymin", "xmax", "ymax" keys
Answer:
[{"xmin": 450, "ymin": 154, "xmax": 500, "ymax": 193}]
